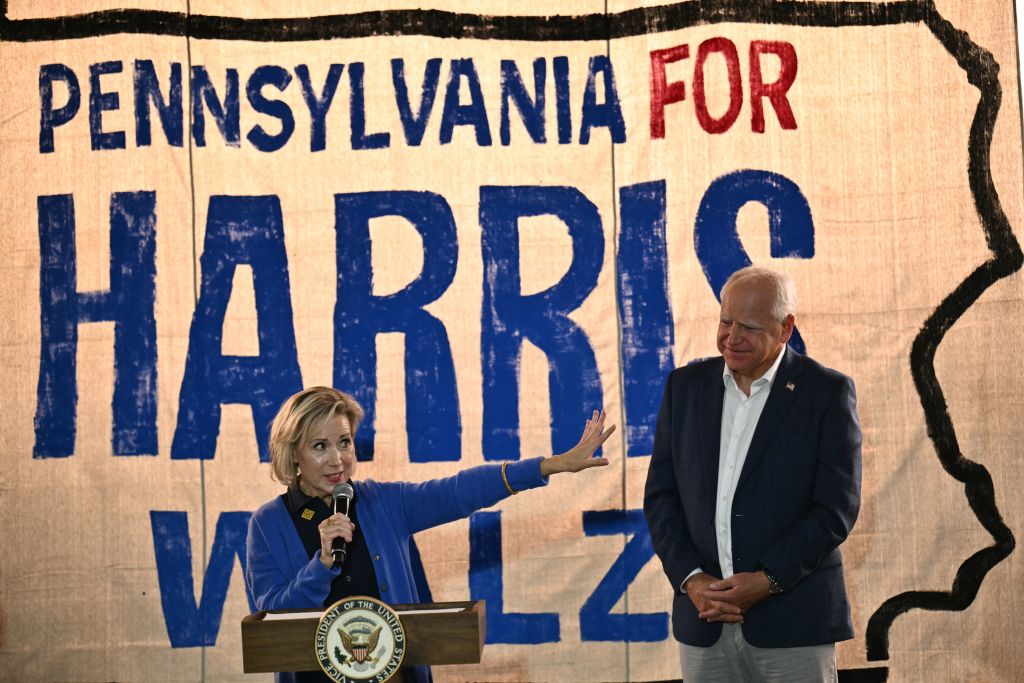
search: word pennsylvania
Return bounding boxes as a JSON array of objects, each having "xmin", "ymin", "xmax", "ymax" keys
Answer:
[{"xmin": 39, "ymin": 55, "xmax": 628, "ymax": 153}]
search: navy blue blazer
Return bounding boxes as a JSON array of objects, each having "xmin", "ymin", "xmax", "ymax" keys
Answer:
[{"xmin": 643, "ymin": 347, "xmax": 862, "ymax": 648}]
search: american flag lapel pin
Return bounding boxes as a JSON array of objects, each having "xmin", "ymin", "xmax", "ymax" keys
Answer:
[{"xmin": 786, "ymin": 382, "xmax": 795, "ymax": 391}]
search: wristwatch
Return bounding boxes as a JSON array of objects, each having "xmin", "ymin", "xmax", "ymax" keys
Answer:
[{"xmin": 762, "ymin": 567, "xmax": 783, "ymax": 595}]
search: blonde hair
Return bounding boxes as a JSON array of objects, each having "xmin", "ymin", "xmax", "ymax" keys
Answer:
[{"xmin": 268, "ymin": 386, "xmax": 364, "ymax": 486}]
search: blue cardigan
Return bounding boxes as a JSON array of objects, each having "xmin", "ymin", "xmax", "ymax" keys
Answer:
[{"xmin": 246, "ymin": 458, "xmax": 548, "ymax": 682}]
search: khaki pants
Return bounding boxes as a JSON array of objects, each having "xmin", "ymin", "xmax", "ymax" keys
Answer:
[{"xmin": 679, "ymin": 623, "xmax": 837, "ymax": 683}]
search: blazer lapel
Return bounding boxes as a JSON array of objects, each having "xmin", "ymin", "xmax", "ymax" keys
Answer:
[
  {"xmin": 699, "ymin": 358, "xmax": 726, "ymax": 495},
  {"xmin": 736, "ymin": 346, "xmax": 804, "ymax": 490}
]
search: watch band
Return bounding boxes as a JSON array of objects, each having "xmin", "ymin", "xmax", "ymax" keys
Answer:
[{"xmin": 762, "ymin": 567, "xmax": 783, "ymax": 594}]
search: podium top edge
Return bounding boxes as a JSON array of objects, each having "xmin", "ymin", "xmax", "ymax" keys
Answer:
[{"xmin": 243, "ymin": 600, "xmax": 483, "ymax": 623}]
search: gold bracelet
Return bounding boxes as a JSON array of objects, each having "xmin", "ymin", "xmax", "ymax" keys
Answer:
[{"xmin": 501, "ymin": 463, "xmax": 518, "ymax": 495}]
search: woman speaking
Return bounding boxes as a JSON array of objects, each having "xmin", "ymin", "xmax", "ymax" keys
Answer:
[{"xmin": 246, "ymin": 386, "xmax": 614, "ymax": 683}]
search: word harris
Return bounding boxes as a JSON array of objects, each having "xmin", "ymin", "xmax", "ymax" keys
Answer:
[{"xmin": 38, "ymin": 38, "xmax": 798, "ymax": 152}]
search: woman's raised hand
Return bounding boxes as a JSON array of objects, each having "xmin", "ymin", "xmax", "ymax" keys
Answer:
[{"xmin": 540, "ymin": 410, "xmax": 615, "ymax": 476}]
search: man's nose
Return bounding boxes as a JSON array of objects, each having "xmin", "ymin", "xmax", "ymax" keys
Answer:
[{"xmin": 727, "ymin": 323, "xmax": 742, "ymax": 343}]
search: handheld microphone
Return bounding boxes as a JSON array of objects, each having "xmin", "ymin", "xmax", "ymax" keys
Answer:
[{"xmin": 331, "ymin": 482, "xmax": 354, "ymax": 566}]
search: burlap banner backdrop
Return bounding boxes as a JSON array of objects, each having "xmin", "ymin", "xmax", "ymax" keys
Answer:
[{"xmin": 1, "ymin": 1, "xmax": 1022, "ymax": 681}]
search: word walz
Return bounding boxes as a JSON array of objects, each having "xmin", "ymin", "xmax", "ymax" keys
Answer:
[{"xmin": 649, "ymin": 38, "xmax": 799, "ymax": 136}]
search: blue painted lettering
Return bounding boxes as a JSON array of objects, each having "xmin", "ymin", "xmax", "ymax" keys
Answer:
[
  {"xmin": 134, "ymin": 60, "xmax": 183, "ymax": 148},
  {"xmin": 191, "ymin": 66, "xmax": 241, "ymax": 147},
  {"xmin": 38, "ymin": 63, "xmax": 81, "ymax": 153},
  {"xmin": 89, "ymin": 61, "xmax": 126, "ymax": 150},
  {"xmin": 580, "ymin": 509, "xmax": 669, "ymax": 641},
  {"xmin": 295, "ymin": 64, "xmax": 344, "ymax": 152},
  {"xmin": 171, "ymin": 196, "xmax": 303, "ymax": 460},
  {"xmin": 500, "ymin": 58, "xmax": 546, "ymax": 145},
  {"xmin": 245, "ymin": 65, "xmax": 295, "ymax": 153},
  {"xmin": 333, "ymin": 191, "xmax": 461, "ymax": 461},
  {"xmin": 469, "ymin": 511, "xmax": 560, "ymax": 644},
  {"xmin": 34, "ymin": 192, "xmax": 158, "ymax": 457},
  {"xmin": 617, "ymin": 181, "xmax": 675, "ymax": 457},
  {"xmin": 694, "ymin": 169, "xmax": 815, "ymax": 353},
  {"xmin": 391, "ymin": 58, "xmax": 442, "ymax": 147},
  {"xmin": 579, "ymin": 55, "xmax": 626, "ymax": 144},
  {"xmin": 440, "ymin": 59, "xmax": 492, "ymax": 146},
  {"xmin": 479, "ymin": 186, "xmax": 604, "ymax": 460},
  {"xmin": 150, "ymin": 510, "xmax": 255, "ymax": 648}
]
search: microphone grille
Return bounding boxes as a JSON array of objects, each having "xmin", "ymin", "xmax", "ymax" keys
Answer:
[{"xmin": 332, "ymin": 482, "xmax": 354, "ymax": 500}]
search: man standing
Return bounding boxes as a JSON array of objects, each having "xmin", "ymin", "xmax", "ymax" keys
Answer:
[{"xmin": 644, "ymin": 266, "xmax": 862, "ymax": 682}]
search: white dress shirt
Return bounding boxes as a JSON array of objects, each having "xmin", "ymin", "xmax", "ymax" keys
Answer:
[{"xmin": 683, "ymin": 346, "xmax": 787, "ymax": 589}]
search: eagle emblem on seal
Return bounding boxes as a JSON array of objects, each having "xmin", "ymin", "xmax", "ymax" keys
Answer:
[{"xmin": 335, "ymin": 624, "xmax": 382, "ymax": 665}]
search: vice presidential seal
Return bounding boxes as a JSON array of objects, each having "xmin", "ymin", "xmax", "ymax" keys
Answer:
[{"xmin": 315, "ymin": 596, "xmax": 406, "ymax": 682}]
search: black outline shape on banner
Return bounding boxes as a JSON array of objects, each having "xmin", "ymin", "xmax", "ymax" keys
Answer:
[
  {"xmin": 0, "ymin": 1, "xmax": 928, "ymax": 42},
  {"xmin": 2, "ymin": 0, "xmax": 1019, "ymax": 667}
]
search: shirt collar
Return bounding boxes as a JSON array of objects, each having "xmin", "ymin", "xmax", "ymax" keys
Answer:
[
  {"xmin": 722, "ymin": 344, "xmax": 788, "ymax": 391},
  {"xmin": 286, "ymin": 479, "xmax": 357, "ymax": 512},
  {"xmin": 285, "ymin": 480, "xmax": 319, "ymax": 514}
]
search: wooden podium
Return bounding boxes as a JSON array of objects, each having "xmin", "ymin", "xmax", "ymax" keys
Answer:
[{"xmin": 241, "ymin": 600, "xmax": 485, "ymax": 674}]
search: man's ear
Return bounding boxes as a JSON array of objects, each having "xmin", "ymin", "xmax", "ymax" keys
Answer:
[{"xmin": 780, "ymin": 314, "xmax": 795, "ymax": 343}]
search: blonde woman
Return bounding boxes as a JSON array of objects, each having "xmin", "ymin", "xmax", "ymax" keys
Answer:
[{"xmin": 246, "ymin": 386, "xmax": 614, "ymax": 683}]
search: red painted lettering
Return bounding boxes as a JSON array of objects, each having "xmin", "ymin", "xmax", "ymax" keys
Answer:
[
  {"xmin": 693, "ymin": 37, "xmax": 743, "ymax": 134},
  {"xmin": 649, "ymin": 39, "xmax": 798, "ymax": 136},
  {"xmin": 648, "ymin": 44, "xmax": 689, "ymax": 139},
  {"xmin": 750, "ymin": 40, "xmax": 798, "ymax": 133}
]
